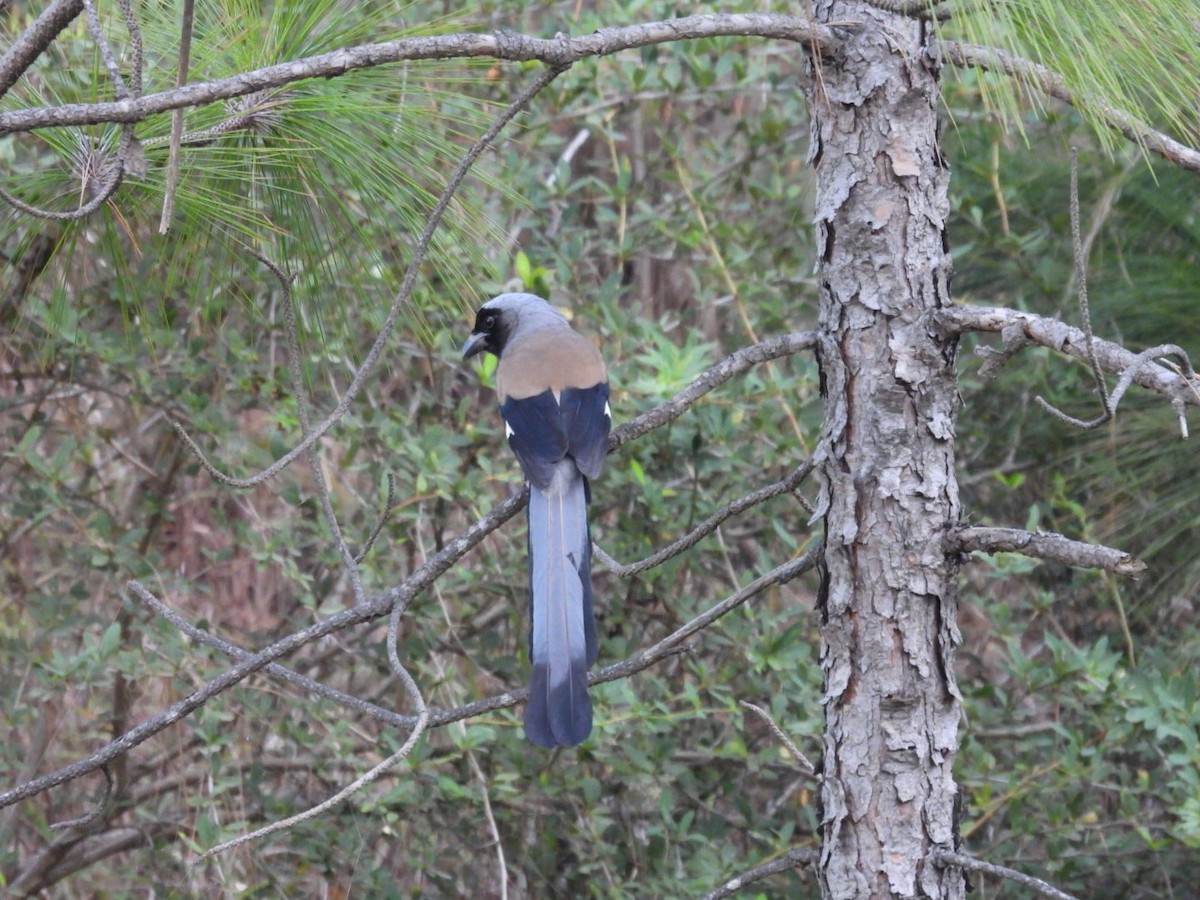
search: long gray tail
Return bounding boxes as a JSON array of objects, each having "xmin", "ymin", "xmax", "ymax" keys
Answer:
[{"xmin": 524, "ymin": 461, "xmax": 597, "ymax": 747}]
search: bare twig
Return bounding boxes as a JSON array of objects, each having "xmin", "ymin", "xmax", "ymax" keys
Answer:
[
  {"xmin": 171, "ymin": 63, "xmax": 569, "ymax": 489},
  {"xmin": 624, "ymin": 548, "xmax": 818, "ymax": 672},
  {"xmin": 466, "ymin": 748, "xmax": 509, "ymax": 900},
  {"xmin": 0, "ymin": 0, "xmax": 84, "ymax": 101},
  {"xmin": 197, "ymin": 506, "xmax": 431, "ymax": 859},
  {"xmin": 1034, "ymin": 149, "xmax": 1112, "ymax": 430},
  {"xmin": 47, "ymin": 766, "xmax": 114, "ymax": 832},
  {"xmin": 703, "ymin": 847, "xmax": 817, "ymax": 900},
  {"xmin": 355, "ymin": 472, "xmax": 396, "ymax": 564},
  {"xmin": 609, "ymin": 331, "xmax": 819, "ymax": 452},
  {"xmin": 116, "ymin": 0, "xmax": 143, "ymax": 99},
  {"xmin": 258, "ymin": 251, "xmax": 366, "ymax": 605},
  {"xmin": 739, "ymin": 702, "xmax": 816, "ymax": 775},
  {"xmin": 0, "ymin": 16, "xmax": 838, "ymax": 134},
  {"xmin": 195, "ymin": 586, "xmax": 429, "ymax": 860},
  {"xmin": 159, "ymin": 0, "xmax": 195, "ymax": 232},
  {"xmin": 81, "ymin": 0, "xmax": 129, "ymax": 99},
  {"xmin": 971, "ymin": 721, "xmax": 1059, "ymax": 740},
  {"xmin": 951, "ymin": 526, "xmax": 1147, "ymax": 578},
  {"xmin": 127, "ymin": 581, "xmax": 415, "ymax": 730},
  {"xmin": 594, "ymin": 461, "xmax": 814, "ymax": 578},
  {"xmin": 933, "ymin": 850, "xmax": 1081, "ymax": 900},
  {"xmin": 942, "ymin": 42, "xmax": 1200, "ymax": 175}
]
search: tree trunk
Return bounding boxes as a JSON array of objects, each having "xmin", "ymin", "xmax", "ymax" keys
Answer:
[{"xmin": 804, "ymin": 4, "xmax": 964, "ymax": 898}]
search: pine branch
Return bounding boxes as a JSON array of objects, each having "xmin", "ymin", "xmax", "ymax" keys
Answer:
[
  {"xmin": 942, "ymin": 42, "xmax": 1200, "ymax": 175},
  {"xmin": 0, "ymin": 15, "xmax": 838, "ymax": 134}
]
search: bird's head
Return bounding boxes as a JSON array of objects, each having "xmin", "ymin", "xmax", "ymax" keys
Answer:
[{"xmin": 461, "ymin": 293, "xmax": 568, "ymax": 360}]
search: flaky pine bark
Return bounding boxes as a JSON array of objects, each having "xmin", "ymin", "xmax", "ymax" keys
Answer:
[{"xmin": 804, "ymin": 4, "xmax": 963, "ymax": 898}]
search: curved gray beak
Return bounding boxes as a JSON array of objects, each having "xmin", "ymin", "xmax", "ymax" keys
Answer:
[{"xmin": 461, "ymin": 331, "xmax": 487, "ymax": 360}]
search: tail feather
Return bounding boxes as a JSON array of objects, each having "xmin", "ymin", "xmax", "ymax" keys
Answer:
[{"xmin": 525, "ymin": 462, "xmax": 593, "ymax": 747}]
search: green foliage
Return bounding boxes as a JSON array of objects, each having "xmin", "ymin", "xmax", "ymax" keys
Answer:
[{"xmin": 959, "ymin": 555, "xmax": 1200, "ymax": 895}]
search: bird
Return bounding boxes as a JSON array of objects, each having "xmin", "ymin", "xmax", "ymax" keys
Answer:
[{"xmin": 462, "ymin": 292, "xmax": 610, "ymax": 747}]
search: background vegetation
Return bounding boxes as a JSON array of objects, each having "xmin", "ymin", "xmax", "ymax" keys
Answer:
[{"xmin": 1, "ymin": 0, "xmax": 1196, "ymax": 896}]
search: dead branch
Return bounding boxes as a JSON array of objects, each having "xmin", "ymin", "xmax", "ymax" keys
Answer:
[
  {"xmin": 950, "ymin": 526, "xmax": 1147, "ymax": 578},
  {"xmin": 938, "ymin": 306, "xmax": 1200, "ymax": 425},
  {"xmin": 703, "ymin": 847, "xmax": 817, "ymax": 900},
  {"xmin": 933, "ymin": 850, "xmax": 1081, "ymax": 900}
]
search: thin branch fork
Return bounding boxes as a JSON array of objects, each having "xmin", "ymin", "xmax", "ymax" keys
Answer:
[
  {"xmin": 950, "ymin": 526, "xmax": 1147, "ymax": 578},
  {"xmin": 594, "ymin": 461, "xmax": 815, "ymax": 578},
  {"xmin": 939, "ymin": 305, "xmax": 1199, "ymax": 416},
  {"xmin": 0, "ymin": 14, "xmax": 838, "ymax": 134}
]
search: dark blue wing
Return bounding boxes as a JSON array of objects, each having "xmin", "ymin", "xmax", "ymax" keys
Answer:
[
  {"xmin": 559, "ymin": 383, "xmax": 611, "ymax": 481},
  {"xmin": 501, "ymin": 384, "xmax": 610, "ymax": 490},
  {"xmin": 500, "ymin": 391, "xmax": 568, "ymax": 491}
]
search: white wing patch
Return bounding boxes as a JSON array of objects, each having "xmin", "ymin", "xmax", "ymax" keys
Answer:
[
  {"xmin": 505, "ymin": 421, "xmax": 514, "ymax": 438},
  {"xmin": 603, "ymin": 401, "xmax": 611, "ymax": 419}
]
